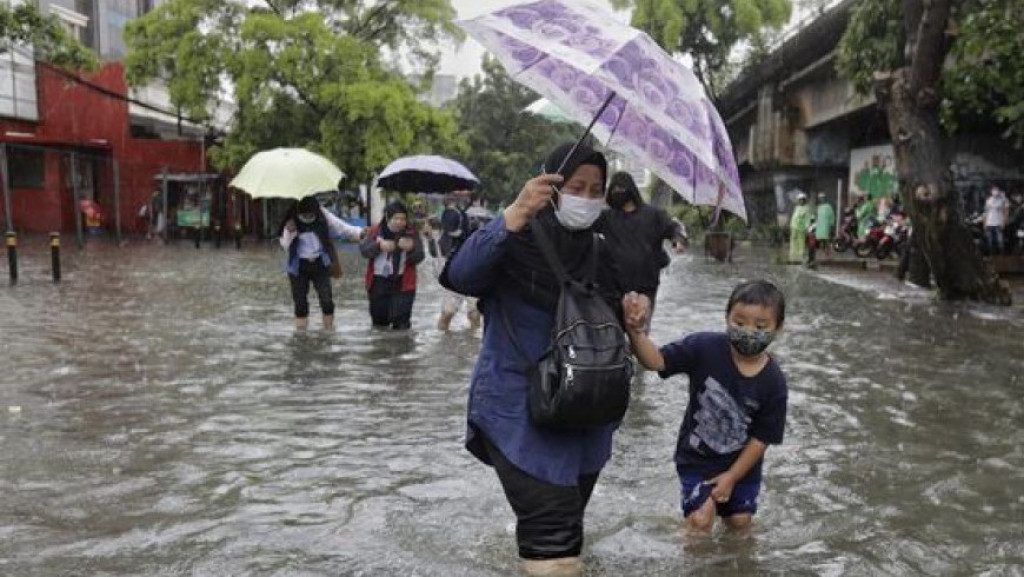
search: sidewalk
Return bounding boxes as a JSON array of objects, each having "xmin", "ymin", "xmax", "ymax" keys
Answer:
[{"xmin": 813, "ymin": 251, "xmax": 1024, "ymax": 276}]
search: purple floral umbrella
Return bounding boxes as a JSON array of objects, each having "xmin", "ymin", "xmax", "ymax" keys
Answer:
[{"xmin": 458, "ymin": 0, "xmax": 745, "ymax": 220}]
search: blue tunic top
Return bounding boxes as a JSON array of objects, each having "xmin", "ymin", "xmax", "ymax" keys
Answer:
[{"xmin": 446, "ymin": 215, "xmax": 617, "ymax": 486}]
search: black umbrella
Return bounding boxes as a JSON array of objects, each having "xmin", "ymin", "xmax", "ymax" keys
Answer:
[{"xmin": 376, "ymin": 155, "xmax": 479, "ymax": 193}]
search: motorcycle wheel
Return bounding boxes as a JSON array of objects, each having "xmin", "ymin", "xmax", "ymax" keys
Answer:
[
  {"xmin": 854, "ymin": 241, "xmax": 874, "ymax": 258},
  {"xmin": 832, "ymin": 238, "xmax": 849, "ymax": 253},
  {"xmin": 876, "ymin": 244, "xmax": 892, "ymax": 260}
]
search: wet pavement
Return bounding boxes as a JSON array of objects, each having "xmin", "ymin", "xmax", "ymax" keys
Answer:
[{"xmin": 1, "ymin": 238, "xmax": 1022, "ymax": 576}]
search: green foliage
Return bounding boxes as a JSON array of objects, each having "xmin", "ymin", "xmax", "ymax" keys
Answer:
[
  {"xmin": 0, "ymin": 3, "xmax": 97, "ymax": 70},
  {"xmin": 944, "ymin": 0, "xmax": 1024, "ymax": 148},
  {"xmin": 450, "ymin": 56, "xmax": 580, "ymax": 205},
  {"xmin": 125, "ymin": 0, "xmax": 465, "ymax": 183},
  {"xmin": 838, "ymin": 0, "xmax": 1024, "ymax": 148},
  {"xmin": 835, "ymin": 0, "xmax": 903, "ymax": 96},
  {"xmin": 614, "ymin": 0, "xmax": 792, "ymax": 97}
]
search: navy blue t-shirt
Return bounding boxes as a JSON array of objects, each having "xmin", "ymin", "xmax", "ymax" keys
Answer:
[{"xmin": 659, "ymin": 332, "xmax": 788, "ymax": 483}]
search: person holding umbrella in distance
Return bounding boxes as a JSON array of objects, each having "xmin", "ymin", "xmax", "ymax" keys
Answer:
[{"xmin": 278, "ymin": 195, "xmax": 364, "ymax": 331}]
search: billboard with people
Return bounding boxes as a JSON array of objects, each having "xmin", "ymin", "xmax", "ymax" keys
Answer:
[{"xmin": 849, "ymin": 144, "xmax": 898, "ymax": 201}]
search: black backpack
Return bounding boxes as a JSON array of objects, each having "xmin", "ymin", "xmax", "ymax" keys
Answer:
[{"xmin": 500, "ymin": 221, "xmax": 633, "ymax": 429}]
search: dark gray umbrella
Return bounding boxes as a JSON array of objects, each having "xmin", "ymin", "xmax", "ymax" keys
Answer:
[{"xmin": 376, "ymin": 155, "xmax": 479, "ymax": 193}]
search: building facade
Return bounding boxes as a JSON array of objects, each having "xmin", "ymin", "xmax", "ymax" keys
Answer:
[{"xmin": 0, "ymin": 0, "xmax": 219, "ymax": 237}]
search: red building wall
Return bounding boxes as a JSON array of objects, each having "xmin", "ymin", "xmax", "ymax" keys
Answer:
[{"xmin": 0, "ymin": 62, "xmax": 208, "ymax": 235}]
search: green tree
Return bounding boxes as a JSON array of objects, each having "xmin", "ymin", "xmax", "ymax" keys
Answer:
[
  {"xmin": 612, "ymin": 0, "xmax": 792, "ymax": 98},
  {"xmin": 943, "ymin": 0, "xmax": 1024, "ymax": 149},
  {"xmin": 124, "ymin": 0, "xmax": 464, "ymax": 184},
  {"xmin": 837, "ymin": 0, "xmax": 1011, "ymax": 304},
  {"xmin": 451, "ymin": 56, "xmax": 580, "ymax": 206},
  {"xmin": 838, "ymin": 0, "xmax": 1024, "ymax": 149},
  {"xmin": 0, "ymin": 3, "xmax": 97, "ymax": 69}
]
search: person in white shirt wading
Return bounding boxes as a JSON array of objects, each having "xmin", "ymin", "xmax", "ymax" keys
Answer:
[{"xmin": 279, "ymin": 195, "xmax": 364, "ymax": 330}]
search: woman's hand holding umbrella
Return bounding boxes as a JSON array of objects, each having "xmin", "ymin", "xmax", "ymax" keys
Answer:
[{"xmin": 504, "ymin": 173, "xmax": 563, "ymax": 232}]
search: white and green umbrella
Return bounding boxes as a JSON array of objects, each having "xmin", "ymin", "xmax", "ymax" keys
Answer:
[
  {"xmin": 229, "ymin": 148, "xmax": 345, "ymax": 200},
  {"xmin": 523, "ymin": 97, "xmax": 576, "ymax": 125}
]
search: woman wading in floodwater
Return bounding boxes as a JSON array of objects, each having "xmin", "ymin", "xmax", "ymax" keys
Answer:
[{"xmin": 445, "ymin": 143, "xmax": 625, "ymax": 577}]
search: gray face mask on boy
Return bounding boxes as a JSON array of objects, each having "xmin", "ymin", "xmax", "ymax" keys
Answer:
[{"xmin": 727, "ymin": 325, "xmax": 775, "ymax": 356}]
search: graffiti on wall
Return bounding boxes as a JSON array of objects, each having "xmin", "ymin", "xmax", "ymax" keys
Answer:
[{"xmin": 849, "ymin": 144, "xmax": 897, "ymax": 201}]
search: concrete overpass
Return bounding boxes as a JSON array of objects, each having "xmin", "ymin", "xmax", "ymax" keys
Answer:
[{"xmin": 718, "ymin": 0, "xmax": 1024, "ymax": 226}]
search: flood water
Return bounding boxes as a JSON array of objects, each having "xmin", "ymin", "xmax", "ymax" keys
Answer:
[{"xmin": 1, "ymin": 238, "xmax": 1022, "ymax": 576}]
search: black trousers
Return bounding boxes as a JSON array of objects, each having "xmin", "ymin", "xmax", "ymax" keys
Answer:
[
  {"xmin": 368, "ymin": 275, "xmax": 415, "ymax": 329},
  {"xmin": 480, "ymin": 435, "xmax": 600, "ymax": 560},
  {"xmin": 289, "ymin": 260, "xmax": 334, "ymax": 318}
]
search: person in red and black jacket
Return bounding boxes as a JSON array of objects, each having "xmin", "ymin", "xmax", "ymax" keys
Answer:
[{"xmin": 359, "ymin": 201, "xmax": 425, "ymax": 329}]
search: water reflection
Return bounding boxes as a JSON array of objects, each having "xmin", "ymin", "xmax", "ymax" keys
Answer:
[{"xmin": 0, "ymin": 242, "xmax": 1021, "ymax": 575}]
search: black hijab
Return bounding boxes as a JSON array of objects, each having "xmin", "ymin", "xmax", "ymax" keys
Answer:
[
  {"xmin": 607, "ymin": 171, "xmax": 643, "ymax": 210},
  {"xmin": 378, "ymin": 201, "xmax": 409, "ymax": 240},
  {"xmin": 503, "ymin": 143, "xmax": 619, "ymax": 312},
  {"xmin": 376, "ymin": 200, "xmax": 409, "ymax": 275}
]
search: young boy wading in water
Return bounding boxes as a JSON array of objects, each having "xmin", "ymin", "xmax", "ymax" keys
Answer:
[{"xmin": 623, "ymin": 280, "xmax": 789, "ymax": 533}]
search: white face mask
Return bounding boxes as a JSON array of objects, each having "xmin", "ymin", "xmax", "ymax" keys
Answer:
[{"xmin": 555, "ymin": 194, "xmax": 605, "ymax": 230}]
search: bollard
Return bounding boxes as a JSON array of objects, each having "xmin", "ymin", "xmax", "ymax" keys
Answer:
[
  {"xmin": 5, "ymin": 231, "xmax": 16, "ymax": 284},
  {"xmin": 194, "ymin": 226, "xmax": 201, "ymax": 250},
  {"xmin": 50, "ymin": 232, "xmax": 61, "ymax": 283},
  {"xmin": 214, "ymin": 224, "xmax": 222, "ymax": 249},
  {"xmin": 235, "ymin": 224, "xmax": 242, "ymax": 249}
]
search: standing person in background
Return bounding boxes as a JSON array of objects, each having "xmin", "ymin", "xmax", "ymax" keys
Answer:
[
  {"xmin": 600, "ymin": 171, "xmax": 686, "ymax": 333},
  {"xmin": 279, "ymin": 195, "xmax": 364, "ymax": 331},
  {"xmin": 788, "ymin": 193, "xmax": 812, "ymax": 264},
  {"xmin": 855, "ymin": 194, "xmax": 874, "ymax": 239},
  {"xmin": 434, "ymin": 192, "xmax": 481, "ymax": 331},
  {"xmin": 360, "ymin": 201, "xmax": 425, "ymax": 330},
  {"xmin": 983, "ymin": 186, "xmax": 1009, "ymax": 255},
  {"xmin": 814, "ymin": 192, "xmax": 836, "ymax": 259}
]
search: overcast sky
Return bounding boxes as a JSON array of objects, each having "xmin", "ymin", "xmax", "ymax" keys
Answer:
[{"xmin": 437, "ymin": 0, "xmax": 628, "ymax": 80}]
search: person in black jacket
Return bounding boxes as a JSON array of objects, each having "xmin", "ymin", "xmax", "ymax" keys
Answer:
[{"xmin": 600, "ymin": 172, "xmax": 687, "ymax": 333}]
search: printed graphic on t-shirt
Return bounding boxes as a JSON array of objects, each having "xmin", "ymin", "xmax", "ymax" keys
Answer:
[{"xmin": 689, "ymin": 377, "xmax": 750, "ymax": 455}]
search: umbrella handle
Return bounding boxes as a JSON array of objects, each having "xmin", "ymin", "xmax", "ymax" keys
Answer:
[{"xmin": 550, "ymin": 91, "xmax": 619, "ymax": 202}]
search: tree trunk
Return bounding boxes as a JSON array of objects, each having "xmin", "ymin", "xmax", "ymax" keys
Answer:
[
  {"xmin": 872, "ymin": 0, "xmax": 1011, "ymax": 304},
  {"xmin": 907, "ymin": 234, "xmax": 932, "ymax": 288}
]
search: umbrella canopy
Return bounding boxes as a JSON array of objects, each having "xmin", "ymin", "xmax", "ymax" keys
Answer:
[
  {"xmin": 458, "ymin": 0, "xmax": 745, "ymax": 220},
  {"xmin": 229, "ymin": 148, "xmax": 345, "ymax": 200},
  {"xmin": 465, "ymin": 205, "xmax": 495, "ymax": 220},
  {"xmin": 377, "ymin": 155, "xmax": 479, "ymax": 193},
  {"xmin": 523, "ymin": 97, "xmax": 575, "ymax": 124}
]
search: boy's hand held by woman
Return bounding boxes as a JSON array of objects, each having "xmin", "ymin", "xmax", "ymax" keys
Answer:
[{"xmin": 622, "ymin": 291, "xmax": 650, "ymax": 333}]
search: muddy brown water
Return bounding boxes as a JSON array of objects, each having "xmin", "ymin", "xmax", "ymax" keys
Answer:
[{"xmin": 1, "ymin": 240, "xmax": 1022, "ymax": 576}]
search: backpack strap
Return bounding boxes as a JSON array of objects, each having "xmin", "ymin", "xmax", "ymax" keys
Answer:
[{"xmin": 529, "ymin": 218, "xmax": 571, "ymax": 286}]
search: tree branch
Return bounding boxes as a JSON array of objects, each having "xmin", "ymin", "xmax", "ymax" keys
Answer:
[
  {"xmin": 263, "ymin": 0, "xmax": 283, "ymax": 16},
  {"xmin": 349, "ymin": 0, "xmax": 396, "ymax": 41}
]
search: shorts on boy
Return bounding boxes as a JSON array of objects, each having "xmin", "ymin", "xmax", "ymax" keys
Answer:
[{"xmin": 678, "ymin": 468, "xmax": 760, "ymax": 517}]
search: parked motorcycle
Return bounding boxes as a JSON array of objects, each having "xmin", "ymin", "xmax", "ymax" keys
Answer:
[
  {"xmin": 874, "ymin": 217, "xmax": 908, "ymax": 260},
  {"xmin": 854, "ymin": 218, "xmax": 886, "ymax": 258},
  {"xmin": 831, "ymin": 210, "xmax": 859, "ymax": 253}
]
